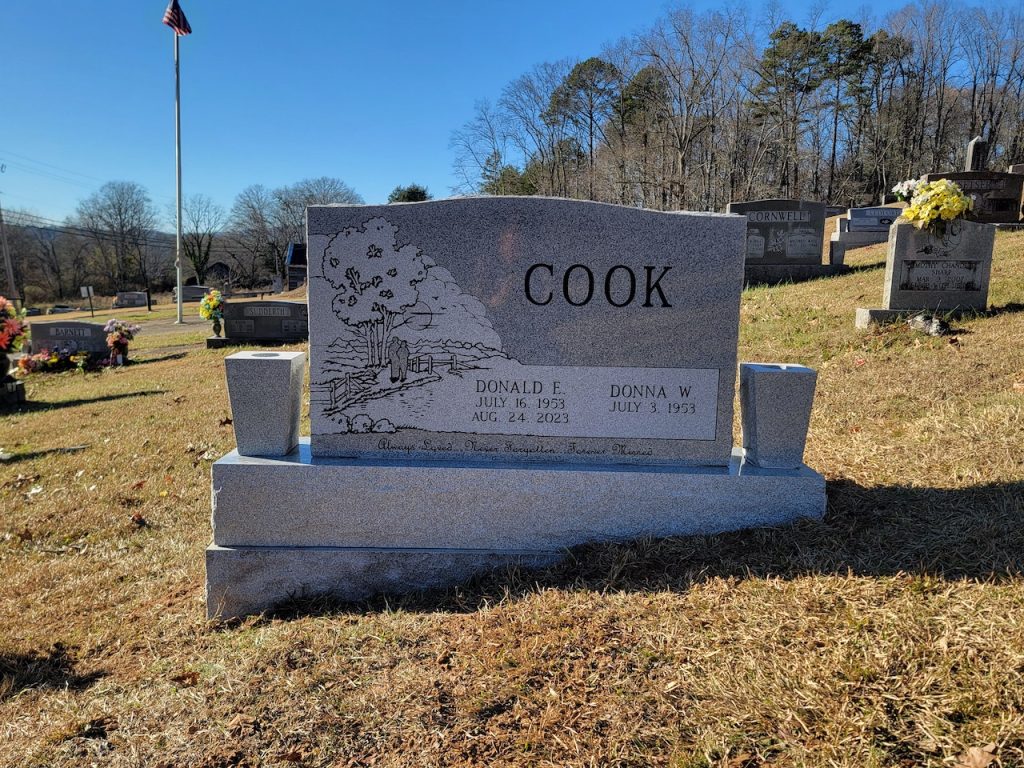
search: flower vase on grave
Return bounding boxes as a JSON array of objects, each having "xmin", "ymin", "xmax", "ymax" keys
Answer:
[
  {"xmin": 213, "ymin": 318, "xmax": 222, "ymax": 337},
  {"xmin": 0, "ymin": 351, "xmax": 10, "ymax": 382}
]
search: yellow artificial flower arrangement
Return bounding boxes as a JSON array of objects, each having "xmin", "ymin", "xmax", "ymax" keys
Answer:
[
  {"xmin": 900, "ymin": 179, "xmax": 972, "ymax": 237},
  {"xmin": 199, "ymin": 289, "xmax": 224, "ymax": 321}
]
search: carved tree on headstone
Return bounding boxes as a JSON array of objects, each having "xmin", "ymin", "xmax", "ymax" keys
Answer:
[{"xmin": 322, "ymin": 218, "xmax": 427, "ymax": 369}]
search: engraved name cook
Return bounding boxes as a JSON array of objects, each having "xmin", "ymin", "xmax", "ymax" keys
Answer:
[{"xmin": 306, "ymin": 199, "xmax": 745, "ymax": 465}]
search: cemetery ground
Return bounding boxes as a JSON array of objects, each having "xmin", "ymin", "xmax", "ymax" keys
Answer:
[{"xmin": 2, "ymin": 232, "xmax": 1024, "ymax": 768}]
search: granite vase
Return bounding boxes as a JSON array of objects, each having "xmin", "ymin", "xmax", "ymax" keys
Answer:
[
  {"xmin": 739, "ymin": 363, "xmax": 817, "ymax": 469},
  {"xmin": 224, "ymin": 350, "xmax": 305, "ymax": 457}
]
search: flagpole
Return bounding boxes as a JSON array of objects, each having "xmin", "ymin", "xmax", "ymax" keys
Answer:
[{"xmin": 174, "ymin": 31, "xmax": 184, "ymax": 324}]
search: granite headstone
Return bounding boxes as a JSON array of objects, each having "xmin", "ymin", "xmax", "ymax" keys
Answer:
[
  {"xmin": 114, "ymin": 291, "xmax": 148, "ymax": 308},
  {"xmin": 306, "ymin": 198, "xmax": 745, "ymax": 466},
  {"xmin": 965, "ymin": 135, "xmax": 987, "ymax": 171},
  {"xmin": 206, "ymin": 197, "xmax": 828, "ymax": 619},
  {"xmin": 29, "ymin": 321, "xmax": 108, "ymax": 355},
  {"xmin": 847, "ymin": 206, "xmax": 901, "ymax": 232},
  {"xmin": 724, "ymin": 199, "xmax": 826, "ymax": 265},
  {"xmin": 922, "ymin": 172, "xmax": 1023, "ymax": 224},
  {"xmin": 855, "ymin": 219, "xmax": 996, "ymax": 327},
  {"xmin": 175, "ymin": 285, "xmax": 212, "ymax": 302},
  {"xmin": 222, "ymin": 301, "xmax": 308, "ymax": 342}
]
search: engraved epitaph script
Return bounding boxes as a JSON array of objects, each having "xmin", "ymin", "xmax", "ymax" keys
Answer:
[{"xmin": 307, "ymin": 198, "xmax": 745, "ymax": 466}]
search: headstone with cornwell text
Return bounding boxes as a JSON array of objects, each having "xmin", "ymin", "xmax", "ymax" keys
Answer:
[
  {"xmin": 855, "ymin": 219, "xmax": 996, "ymax": 328},
  {"xmin": 205, "ymin": 197, "xmax": 826, "ymax": 619},
  {"xmin": 828, "ymin": 206, "xmax": 902, "ymax": 265},
  {"xmin": 206, "ymin": 301, "xmax": 309, "ymax": 349},
  {"xmin": 724, "ymin": 199, "xmax": 844, "ymax": 284},
  {"xmin": 922, "ymin": 172, "xmax": 1023, "ymax": 225},
  {"xmin": 27, "ymin": 321, "xmax": 108, "ymax": 356}
]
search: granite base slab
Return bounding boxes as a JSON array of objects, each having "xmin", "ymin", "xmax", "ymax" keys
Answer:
[
  {"xmin": 211, "ymin": 439, "xmax": 825, "ymax": 550},
  {"xmin": 855, "ymin": 306, "xmax": 980, "ymax": 329},
  {"xmin": 207, "ymin": 336, "xmax": 307, "ymax": 349},
  {"xmin": 206, "ymin": 546, "xmax": 560, "ymax": 619},
  {"xmin": 744, "ymin": 264, "xmax": 849, "ymax": 286}
]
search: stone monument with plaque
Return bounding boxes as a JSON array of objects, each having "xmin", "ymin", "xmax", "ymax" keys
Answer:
[
  {"xmin": 725, "ymin": 199, "xmax": 845, "ymax": 284},
  {"xmin": 828, "ymin": 206, "xmax": 902, "ymax": 265},
  {"xmin": 206, "ymin": 300, "xmax": 308, "ymax": 348},
  {"xmin": 922, "ymin": 172, "xmax": 1023, "ymax": 225},
  {"xmin": 855, "ymin": 219, "xmax": 996, "ymax": 328},
  {"xmin": 206, "ymin": 198, "xmax": 827, "ymax": 619},
  {"xmin": 28, "ymin": 321, "xmax": 109, "ymax": 356}
]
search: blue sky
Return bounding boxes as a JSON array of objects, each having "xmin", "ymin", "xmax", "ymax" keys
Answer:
[{"xmin": 2, "ymin": 0, "xmax": 910, "ymax": 227}]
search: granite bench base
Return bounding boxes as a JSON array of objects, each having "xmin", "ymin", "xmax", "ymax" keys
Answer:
[
  {"xmin": 855, "ymin": 306, "xmax": 981, "ymax": 329},
  {"xmin": 829, "ymin": 232, "xmax": 889, "ymax": 265},
  {"xmin": 206, "ymin": 438, "xmax": 826, "ymax": 618},
  {"xmin": 743, "ymin": 264, "xmax": 849, "ymax": 287},
  {"xmin": 206, "ymin": 336, "xmax": 307, "ymax": 349}
]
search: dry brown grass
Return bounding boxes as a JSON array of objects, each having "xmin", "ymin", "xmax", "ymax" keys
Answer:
[{"xmin": 2, "ymin": 232, "xmax": 1023, "ymax": 767}]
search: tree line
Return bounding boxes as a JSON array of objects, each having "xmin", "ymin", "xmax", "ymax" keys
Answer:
[
  {"xmin": 3, "ymin": 177, "xmax": 365, "ymax": 304},
  {"xmin": 4, "ymin": 177, "xmax": 438, "ymax": 303},
  {"xmin": 450, "ymin": 1, "xmax": 1024, "ymax": 210}
]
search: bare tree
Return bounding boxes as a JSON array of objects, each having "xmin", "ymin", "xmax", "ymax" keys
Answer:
[
  {"xmin": 75, "ymin": 181, "xmax": 159, "ymax": 301},
  {"xmin": 175, "ymin": 194, "xmax": 226, "ymax": 284}
]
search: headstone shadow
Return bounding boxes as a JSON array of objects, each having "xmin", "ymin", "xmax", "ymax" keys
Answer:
[
  {"xmin": 11, "ymin": 389, "xmax": 165, "ymax": 414},
  {"xmin": 262, "ymin": 477, "xmax": 1024, "ymax": 620},
  {"xmin": 985, "ymin": 302, "xmax": 1024, "ymax": 318},
  {"xmin": 0, "ymin": 643, "xmax": 106, "ymax": 701}
]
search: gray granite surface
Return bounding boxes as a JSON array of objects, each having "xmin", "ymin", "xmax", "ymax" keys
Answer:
[
  {"xmin": 207, "ymin": 546, "xmax": 561, "ymax": 619},
  {"xmin": 739, "ymin": 363, "xmax": 817, "ymax": 469},
  {"xmin": 225, "ymin": 351, "xmax": 305, "ymax": 456},
  {"xmin": 28, "ymin": 321, "xmax": 108, "ymax": 355},
  {"xmin": 725, "ymin": 199, "xmax": 826, "ymax": 265},
  {"xmin": 222, "ymin": 301, "xmax": 308, "ymax": 342},
  {"xmin": 922, "ymin": 172, "xmax": 1023, "ymax": 224},
  {"xmin": 306, "ymin": 197, "xmax": 745, "ymax": 466},
  {"xmin": 211, "ymin": 439, "xmax": 825, "ymax": 550},
  {"xmin": 881, "ymin": 220, "xmax": 994, "ymax": 311}
]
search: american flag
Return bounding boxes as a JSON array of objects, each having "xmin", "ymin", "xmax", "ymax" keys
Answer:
[{"xmin": 162, "ymin": 0, "xmax": 192, "ymax": 36}]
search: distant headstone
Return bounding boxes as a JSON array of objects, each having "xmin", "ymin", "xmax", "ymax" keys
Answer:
[
  {"xmin": 1009, "ymin": 164, "xmax": 1024, "ymax": 175},
  {"xmin": 923, "ymin": 171, "xmax": 1024, "ymax": 224},
  {"xmin": 855, "ymin": 219, "xmax": 996, "ymax": 328},
  {"xmin": 175, "ymin": 285, "xmax": 211, "ymax": 302},
  {"xmin": 114, "ymin": 291, "xmax": 147, "ymax": 308},
  {"xmin": 847, "ymin": 206, "xmax": 901, "ymax": 232},
  {"xmin": 825, "ymin": 205, "xmax": 846, "ymax": 218},
  {"xmin": 28, "ymin": 321, "xmax": 108, "ymax": 355},
  {"xmin": 965, "ymin": 136, "xmax": 988, "ymax": 171},
  {"xmin": 725, "ymin": 199, "xmax": 843, "ymax": 283},
  {"xmin": 725, "ymin": 199, "xmax": 825, "ymax": 265},
  {"xmin": 208, "ymin": 301, "xmax": 308, "ymax": 348},
  {"xmin": 205, "ymin": 197, "xmax": 828, "ymax": 619},
  {"xmin": 828, "ymin": 206, "xmax": 902, "ymax": 265}
]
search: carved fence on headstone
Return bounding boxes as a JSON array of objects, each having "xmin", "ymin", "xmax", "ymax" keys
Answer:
[{"xmin": 409, "ymin": 354, "xmax": 459, "ymax": 374}]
